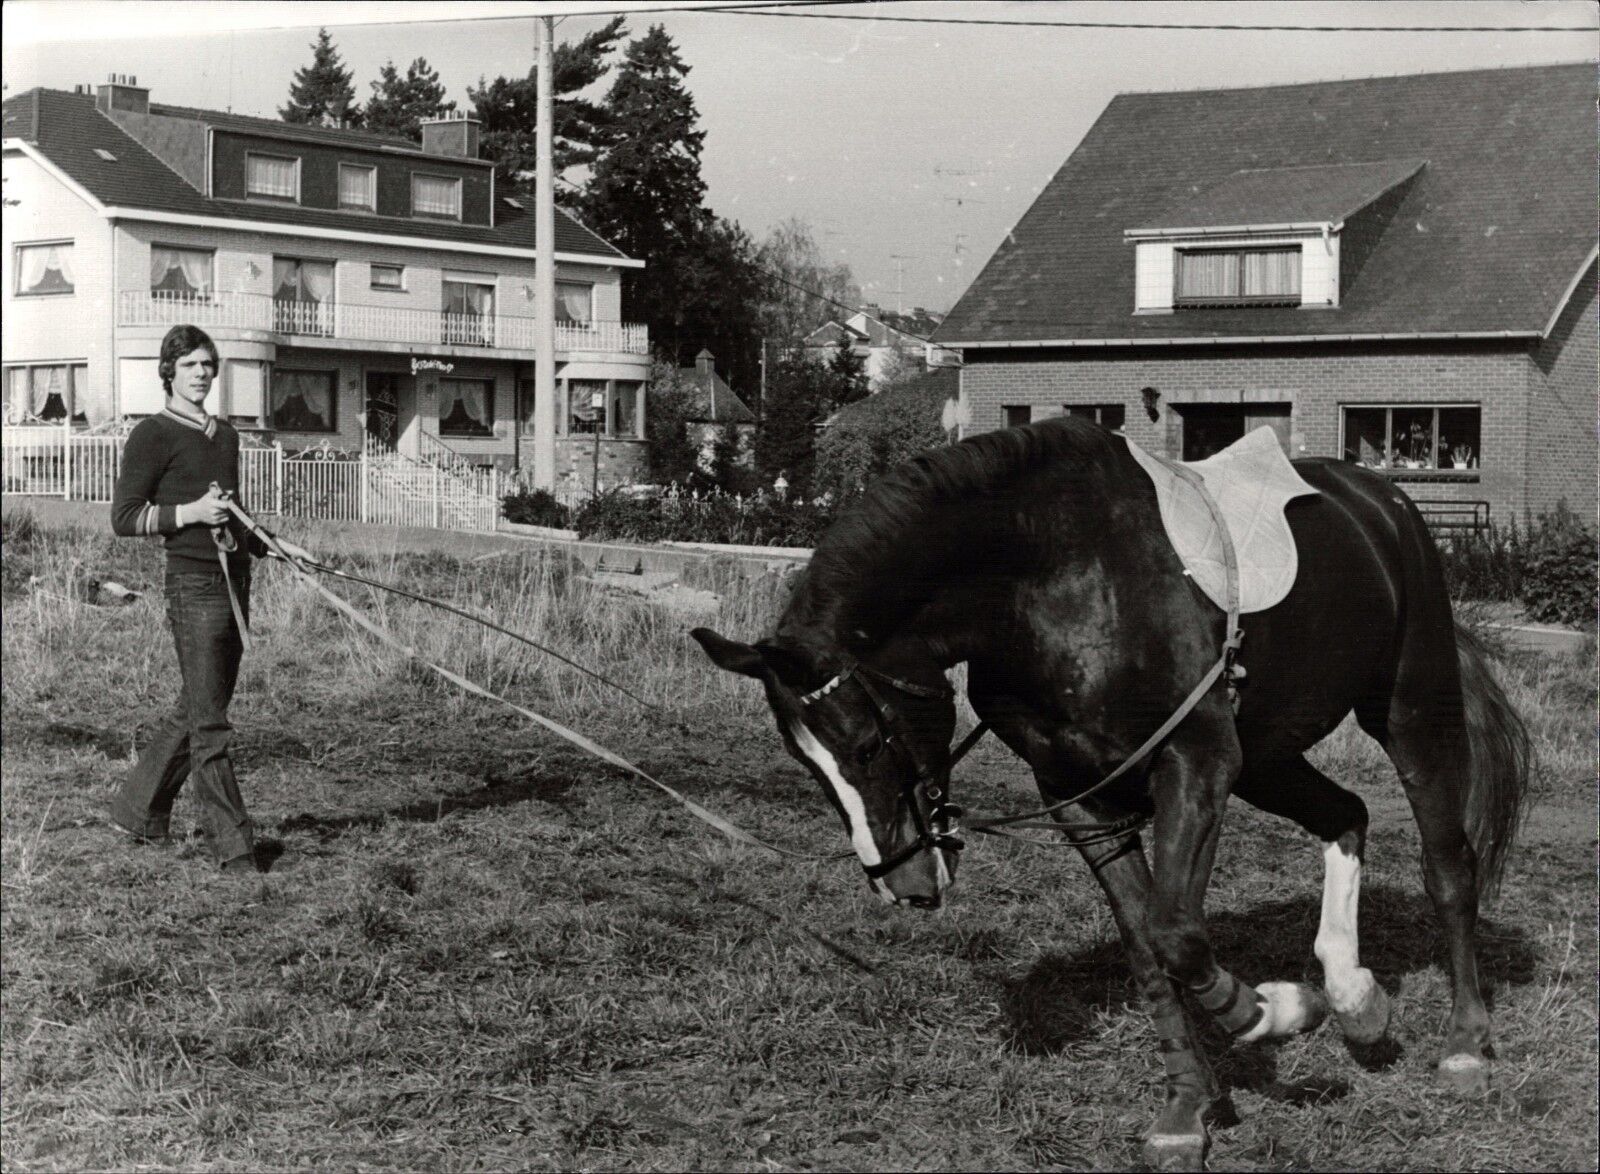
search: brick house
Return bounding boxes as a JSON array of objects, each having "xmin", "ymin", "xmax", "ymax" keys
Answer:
[
  {"xmin": 2, "ymin": 78, "xmax": 652, "ymax": 498},
  {"xmin": 935, "ymin": 63, "xmax": 1597, "ymax": 526},
  {"xmin": 678, "ymin": 348, "xmax": 756, "ymax": 469}
]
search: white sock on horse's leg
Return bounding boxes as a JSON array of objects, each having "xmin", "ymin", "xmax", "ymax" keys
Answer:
[{"xmin": 1314, "ymin": 838, "xmax": 1389, "ymax": 1043}]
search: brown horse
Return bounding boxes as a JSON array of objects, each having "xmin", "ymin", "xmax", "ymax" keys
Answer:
[{"xmin": 693, "ymin": 417, "xmax": 1529, "ymax": 1170}]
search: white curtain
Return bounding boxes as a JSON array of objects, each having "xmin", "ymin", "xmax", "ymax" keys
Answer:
[
  {"xmin": 249, "ymin": 154, "xmax": 297, "ymax": 198},
  {"xmin": 443, "ymin": 378, "xmax": 491, "ymax": 428},
  {"xmin": 151, "ymin": 247, "xmax": 211, "ymax": 295},
  {"xmin": 301, "ymin": 261, "xmax": 334, "ymax": 303},
  {"xmin": 339, "ymin": 166, "xmax": 373, "ymax": 208},
  {"xmin": 28, "ymin": 366, "xmax": 65, "ymax": 417},
  {"xmin": 611, "ymin": 381, "xmax": 638, "ymax": 437},
  {"xmin": 413, "ymin": 175, "xmax": 460, "ymax": 217},
  {"xmin": 273, "ymin": 257, "xmax": 298, "ymax": 299},
  {"xmin": 1177, "ymin": 252, "xmax": 1237, "ymax": 299},
  {"xmin": 556, "ymin": 282, "xmax": 592, "ymax": 324},
  {"xmin": 50, "ymin": 245, "xmax": 75, "ymax": 287},
  {"xmin": 273, "ymin": 370, "xmax": 333, "ymax": 429},
  {"xmin": 1243, "ymin": 250, "xmax": 1300, "ymax": 298},
  {"xmin": 5, "ymin": 368, "xmax": 28, "ymax": 421},
  {"xmin": 18, "ymin": 245, "xmax": 51, "ymax": 292}
]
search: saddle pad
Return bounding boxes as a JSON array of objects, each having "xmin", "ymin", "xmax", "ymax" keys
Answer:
[{"xmin": 1125, "ymin": 427, "xmax": 1320, "ymax": 614}]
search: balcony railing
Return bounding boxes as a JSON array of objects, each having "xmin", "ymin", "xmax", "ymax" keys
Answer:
[{"xmin": 118, "ymin": 291, "xmax": 648, "ymax": 355}]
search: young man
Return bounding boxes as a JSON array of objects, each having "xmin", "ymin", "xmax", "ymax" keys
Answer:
[{"xmin": 109, "ymin": 324, "xmax": 309, "ymax": 873}]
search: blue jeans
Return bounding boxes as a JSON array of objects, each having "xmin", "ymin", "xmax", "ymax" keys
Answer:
[{"xmin": 112, "ymin": 568, "xmax": 254, "ymax": 864}]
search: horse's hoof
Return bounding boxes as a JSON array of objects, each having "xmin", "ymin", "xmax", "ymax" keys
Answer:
[
  {"xmin": 1333, "ymin": 977, "xmax": 1390, "ymax": 1045},
  {"xmin": 1240, "ymin": 981, "xmax": 1328, "ymax": 1041},
  {"xmin": 1437, "ymin": 1052, "xmax": 1490, "ymax": 1097},
  {"xmin": 1142, "ymin": 1132, "xmax": 1207, "ymax": 1172}
]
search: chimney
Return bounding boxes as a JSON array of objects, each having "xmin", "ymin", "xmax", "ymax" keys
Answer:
[
  {"xmin": 97, "ymin": 72, "xmax": 149, "ymax": 116},
  {"xmin": 695, "ymin": 349, "xmax": 716, "ymax": 379},
  {"xmin": 420, "ymin": 111, "xmax": 481, "ymax": 158}
]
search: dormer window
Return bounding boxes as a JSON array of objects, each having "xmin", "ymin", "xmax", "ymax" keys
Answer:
[
  {"xmin": 338, "ymin": 163, "xmax": 376, "ymax": 211},
  {"xmin": 1175, "ymin": 247, "xmax": 1301, "ymax": 307},
  {"xmin": 412, "ymin": 173, "xmax": 462, "ymax": 220},
  {"xmin": 246, "ymin": 152, "xmax": 300, "ymax": 202}
]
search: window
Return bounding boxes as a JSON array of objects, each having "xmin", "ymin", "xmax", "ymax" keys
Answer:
[
  {"xmin": 14, "ymin": 242, "xmax": 75, "ymax": 295},
  {"xmin": 270, "ymin": 368, "xmax": 337, "ymax": 432},
  {"xmin": 1065, "ymin": 404, "xmax": 1126, "ymax": 431},
  {"xmin": 246, "ymin": 152, "xmax": 300, "ymax": 202},
  {"xmin": 610, "ymin": 380, "xmax": 641, "ymax": 438},
  {"xmin": 149, "ymin": 245, "xmax": 213, "ymax": 299},
  {"xmin": 442, "ymin": 279, "xmax": 494, "ymax": 346},
  {"xmin": 568, "ymin": 379, "xmax": 608, "ymax": 435},
  {"xmin": 1342, "ymin": 405, "xmax": 1481, "ymax": 472},
  {"xmin": 371, "ymin": 264, "xmax": 405, "ymax": 291},
  {"xmin": 412, "ymin": 173, "xmax": 462, "ymax": 219},
  {"xmin": 438, "ymin": 377, "xmax": 494, "ymax": 437},
  {"xmin": 4, "ymin": 363, "xmax": 87, "ymax": 423},
  {"xmin": 1176, "ymin": 247, "xmax": 1300, "ymax": 306},
  {"xmin": 338, "ymin": 163, "xmax": 376, "ymax": 211},
  {"xmin": 1003, "ymin": 405, "xmax": 1032, "ymax": 428},
  {"xmin": 556, "ymin": 281, "xmax": 593, "ymax": 324},
  {"xmin": 272, "ymin": 258, "xmax": 335, "ymax": 335}
]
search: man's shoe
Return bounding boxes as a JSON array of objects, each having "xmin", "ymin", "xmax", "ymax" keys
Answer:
[
  {"xmin": 107, "ymin": 812, "xmax": 172, "ymax": 846},
  {"xmin": 220, "ymin": 851, "xmax": 261, "ymax": 876}
]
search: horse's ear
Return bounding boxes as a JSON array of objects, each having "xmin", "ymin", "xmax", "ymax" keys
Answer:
[{"xmin": 690, "ymin": 628, "xmax": 766, "ymax": 679}]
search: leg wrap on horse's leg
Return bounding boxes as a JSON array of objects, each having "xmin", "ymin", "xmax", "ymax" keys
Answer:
[
  {"xmin": 1153, "ymin": 1009, "xmax": 1207, "ymax": 1085},
  {"xmin": 1191, "ymin": 967, "xmax": 1266, "ymax": 1039}
]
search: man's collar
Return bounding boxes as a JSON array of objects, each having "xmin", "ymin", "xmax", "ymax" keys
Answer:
[{"xmin": 161, "ymin": 405, "xmax": 217, "ymax": 438}]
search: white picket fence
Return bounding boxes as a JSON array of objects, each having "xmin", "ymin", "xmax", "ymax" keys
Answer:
[{"xmin": 3, "ymin": 426, "xmax": 501, "ymax": 533}]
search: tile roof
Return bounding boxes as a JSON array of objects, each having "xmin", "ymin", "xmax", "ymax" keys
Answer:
[
  {"xmin": 3, "ymin": 88, "xmax": 627, "ymax": 261},
  {"xmin": 678, "ymin": 359, "xmax": 756, "ymax": 424},
  {"xmin": 1133, "ymin": 158, "xmax": 1427, "ymax": 232},
  {"xmin": 150, "ymin": 102, "xmax": 420, "ymax": 151},
  {"xmin": 937, "ymin": 63, "xmax": 1598, "ymax": 345}
]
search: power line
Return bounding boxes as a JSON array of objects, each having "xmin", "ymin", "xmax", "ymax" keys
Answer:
[{"xmin": 717, "ymin": 7, "xmax": 1597, "ymax": 34}]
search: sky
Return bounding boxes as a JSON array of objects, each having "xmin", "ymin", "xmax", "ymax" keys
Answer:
[{"xmin": 4, "ymin": 1, "xmax": 1595, "ymax": 315}]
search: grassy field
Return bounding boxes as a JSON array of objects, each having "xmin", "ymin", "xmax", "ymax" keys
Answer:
[{"xmin": 2, "ymin": 500, "xmax": 1594, "ymax": 1172}]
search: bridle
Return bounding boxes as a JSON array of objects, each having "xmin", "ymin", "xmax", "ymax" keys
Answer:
[{"xmin": 799, "ymin": 659, "xmax": 967, "ymax": 880}]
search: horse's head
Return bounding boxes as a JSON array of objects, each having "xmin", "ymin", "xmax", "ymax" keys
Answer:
[{"xmin": 692, "ymin": 627, "xmax": 960, "ymax": 909}]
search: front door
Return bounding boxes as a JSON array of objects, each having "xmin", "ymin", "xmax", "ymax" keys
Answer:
[{"xmin": 365, "ymin": 371, "xmax": 400, "ymax": 450}]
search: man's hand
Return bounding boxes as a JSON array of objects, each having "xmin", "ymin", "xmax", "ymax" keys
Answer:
[
  {"xmin": 268, "ymin": 539, "xmax": 313, "ymax": 566},
  {"xmin": 176, "ymin": 484, "xmax": 230, "ymax": 528}
]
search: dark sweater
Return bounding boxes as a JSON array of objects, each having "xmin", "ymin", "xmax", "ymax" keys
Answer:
[{"xmin": 110, "ymin": 408, "xmax": 268, "ymax": 572}]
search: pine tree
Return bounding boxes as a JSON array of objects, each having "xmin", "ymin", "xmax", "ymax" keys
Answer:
[
  {"xmin": 365, "ymin": 57, "xmax": 454, "ymax": 142},
  {"xmin": 826, "ymin": 336, "xmax": 870, "ymax": 409},
  {"xmin": 754, "ymin": 350, "xmax": 829, "ymax": 495},
  {"xmin": 469, "ymin": 16, "xmax": 626, "ymax": 187},
  {"xmin": 280, "ymin": 28, "xmax": 362, "ymax": 128}
]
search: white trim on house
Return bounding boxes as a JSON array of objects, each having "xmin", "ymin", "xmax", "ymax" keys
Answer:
[
  {"xmin": 939, "ymin": 330, "xmax": 1543, "ymax": 349},
  {"xmin": 98, "ymin": 206, "xmax": 646, "ymax": 267},
  {"xmin": 1125, "ymin": 220, "xmax": 1340, "ymax": 240},
  {"xmin": 1542, "ymin": 247, "xmax": 1599, "ymax": 339}
]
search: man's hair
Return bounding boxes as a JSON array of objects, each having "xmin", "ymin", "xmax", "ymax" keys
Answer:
[{"xmin": 157, "ymin": 325, "xmax": 220, "ymax": 394}]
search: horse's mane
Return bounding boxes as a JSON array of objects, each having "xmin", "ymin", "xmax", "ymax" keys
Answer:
[{"xmin": 784, "ymin": 417, "xmax": 1119, "ymax": 646}]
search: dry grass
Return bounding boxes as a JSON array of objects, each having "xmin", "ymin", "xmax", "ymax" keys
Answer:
[{"xmin": 2, "ymin": 500, "xmax": 1595, "ymax": 1172}]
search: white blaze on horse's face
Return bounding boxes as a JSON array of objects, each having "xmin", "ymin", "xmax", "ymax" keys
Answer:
[{"xmin": 786, "ymin": 717, "xmax": 897, "ymax": 905}]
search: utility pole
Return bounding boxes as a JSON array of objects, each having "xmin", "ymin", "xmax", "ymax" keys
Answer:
[{"xmin": 532, "ymin": 15, "xmax": 557, "ymax": 491}]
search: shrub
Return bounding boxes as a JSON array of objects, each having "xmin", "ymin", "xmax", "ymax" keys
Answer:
[
  {"xmin": 1437, "ymin": 522, "xmax": 1526, "ymax": 603},
  {"xmin": 814, "ymin": 367, "xmax": 956, "ymax": 499},
  {"xmin": 1519, "ymin": 504, "xmax": 1596, "ymax": 628},
  {"xmin": 501, "ymin": 488, "xmax": 571, "ymax": 530},
  {"xmin": 572, "ymin": 486, "xmax": 832, "ymax": 547}
]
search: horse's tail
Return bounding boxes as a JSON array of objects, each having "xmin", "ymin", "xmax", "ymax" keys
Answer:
[{"xmin": 1453, "ymin": 621, "xmax": 1533, "ymax": 900}]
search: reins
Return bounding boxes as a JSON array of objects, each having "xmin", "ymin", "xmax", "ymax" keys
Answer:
[{"xmin": 216, "ymin": 449, "xmax": 1243, "ymax": 879}]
